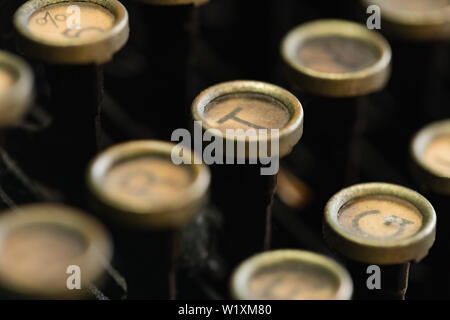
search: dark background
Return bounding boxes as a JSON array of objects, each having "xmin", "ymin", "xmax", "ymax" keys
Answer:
[{"xmin": 0, "ymin": 0, "xmax": 449, "ymax": 299}]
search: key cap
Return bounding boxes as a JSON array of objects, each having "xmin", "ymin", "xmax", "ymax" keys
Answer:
[
  {"xmin": 0, "ymin": 203, "xmax": 112, "ymax": 299},
  {"xmin": 14, "ymin": 0, "xmax": 129, "ymax": 64},
  {"xmin": 87, "ymin": 140, "xmax": 211, "ymax": 299},
  {"xmin": 411, "ymin": 119, "xmax": 450, "ymax": 196},
  {"xmin": 191, "ymin": 80, "xmax": 304, "ymax": 271},
  {"xmin": 281, "ymin": 19, "xmax": 391, "ymax": 98},
  {"xmin": 361, "ymin": 0, "xmax": 450, "ymax": 41},
  {"xmin": 323, "ymin": 182, "xmax": 436, "ymax": 299},
  {"xmin": 13, "ymin": 0, "xmax": 129, "ymax": 201},
  {"xmin": 230, "ymin": 249, "xmax": 353, "ymax": 300},
  {"xmin": 0, "ymin": 50, "xmax": 33, "ymax": 143}
]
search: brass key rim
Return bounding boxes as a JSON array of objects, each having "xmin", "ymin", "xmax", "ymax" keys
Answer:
[
  {"xmin": 230, "ymin": 249, "xmax": 353, "ymax": 300},
  {"xmin": 0, "ymin": 204, "xmax": 112, "ymax": 298},
  {"xmin": 324, "ymin": 183, "xmax": 436, "ymax": 264},
  {"xmin": 281, "ymin": 19, "xmax": 392, "ymax": 97},
  {"xmin": 0, "ymin": 51, "xmax": 34, "ymax": 128},
  {"xmin": 14, "ymin": 0, "xmax": 129, "ymax": 64},
  {"xmin": 410, "ymin": 119, "xmax": 450, "ymax": 195},
  {"xmin": 87, "ymin": 140, "xmax": 211, "ymax": 229},
  {"xmin": 192, "ymin": 80, "xmax": 304, "ymax": 159},
  {"xmin": 361, "ymin": 0, "xmax": 450, "ymax": 41}
]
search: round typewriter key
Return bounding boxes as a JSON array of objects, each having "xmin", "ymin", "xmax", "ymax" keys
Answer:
[
  {"xmin": 324, "ymin": 183, "xmax": 436, "ymax": 265},
  {"xmin": 28, "ymin": 3, "xmax": 114, "ymax": 42},
  {"xmin": 88, "ymin": 140, "xmax": 210, "ymax": 228},
  {"xmin": 14, "ymin": 0, "xmax": 129, "ymax": 64},
  {"xmin": 192, "ymin": 80, "xmax": 303, "ymax": 270},
  {"xmin": 87, "ymin": 140, "xmax": 210, "ymax": 298},
  {"xmin": 0, "ymin": 204, "xmax": 112, "ymax": 299},
  {"xmin": 281, "ymin": 19, "xmax": 391, "ymax": 98},
  {"xmin": 192, "ymin": 81, "xmax": 303, "ymax": 159},
  {"xmin": 411, "ymin": 119, "xmax": 450, "ymax": 196},
  {"xmin": 13, "ymin": 0, "xmax": 129, "ymax": 202},
  {"xmin": 0, "ymin": 51, "xmax": 33, "ymax": 131},
  {"xmin": 362, "ymin": 0, "xmax": 450, "ymax": 41},
  {"xmin": 324, "ymin": 183, "xmax": 436, "ymax": 299},
  {"xmin": 231, "ymin": 250, "xmax": 353, "ymax": 300}
]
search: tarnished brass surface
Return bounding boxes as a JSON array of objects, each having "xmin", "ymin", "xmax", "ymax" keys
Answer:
[
  {"xmin": 324, "ymin": 183, "xmax": 436, "ymax": 264},
  {"xmin": 192, "ymin": 80, "xmax": 304, "ymax": 159},
  {"xmin": 87, "ymin": 140, "xmax": 211, "ymax": 229},
  {"xmin": 362, "ymin": 0, "xmax": 450, "ymax": 41},
  {"xmin": 230, "ymin": 250, "xmax": 353, "ymax": 300},
  {"xmin": 411, "ymin": 119, "xmax": 450, "ymax": 195},
  {"xmin": 281, "ymin": 19, "xmax": 391, "ymax": 97},
  {"xmin": 0, "ymin": 51, "xmax": 33, "ymax": 128},
  {"xmin": 0, "ymin": 204, "xmax": 112, "ymax": 298},
  {"xmin": 14, "ymin": 0, "xmax": 129, "ymax": 64}
]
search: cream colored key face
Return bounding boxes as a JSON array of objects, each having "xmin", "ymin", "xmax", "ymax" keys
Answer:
[
  {"xmin": 338, "ymin": 195, "xmax": 423, "ymax": 241},
  {"xmin": 102, "ymin": 156, "xmax": 193, "ymax": 208},
  {"xmin": 28, "ymin": 2, "xmax": 115, "ymax": 42},
  {"xmin": 204, "ymin": 93, "xmax": 291, "ymax": 134},
  {"xmin": 248, "ymin": 262, "xmax": 339, "ymax": 300},
  {"xmin": 0, "ymin": 224, "xmax": 86, "ymax": 287},
  {"xmin": 298, "ymin": 36, "xmax": 380, "ymax": 74},
  {"xmin": 379, "ymin": 0, "xmax": 449, "ymax": 11},
  {"xmin": 423, "ymin": 135, "xmax": 450, "ymax": 177},
  {"xmin": 0, "ymin": 67, "xmax": 14, "ymax": 96}
]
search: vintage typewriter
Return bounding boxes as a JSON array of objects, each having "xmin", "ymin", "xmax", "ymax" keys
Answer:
[{"xmin": 0, "ymin": 0, "xmax": 448, "ymax": 300}]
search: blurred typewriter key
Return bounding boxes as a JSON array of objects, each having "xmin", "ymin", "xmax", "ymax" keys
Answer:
[
  {"xmin": 0, "ymin": 50, "xmax": 33, "ymax": 143},
  {"xmin": 411, "ymin": 119, "xmax": 450, "ymax": 196},
  {"xmin": 281, "ymin": 19, "xmax": 391, "ymax": 98},
  {"xmin": 0, "ymin": 203, "xmax": 112, "ymax": 299},
  {"xmin": 87, "ymin": 140, "xmax": 210, "ymax": 299},
  {"xmin": 323, "ymin": 183, "xmax": 436, "ymax": 300},
  {"xmin": 126, "ymin": 0, "xmax": 209, "ymax": 137},
  {"xmin": 192, "ymin": 80, "xmax": 304, "ymax": 270},
  {"xmin": 230, "ymin": 250, "xmax": 353, "ymax": 300},
  {"xmin": 361, "ymin": 0, "xmax": 450, "ymax": 41},
  {"xmin": 14, "ymin": 0, "xmax": 129, "ymax": 64},
  {"xmin": 13, "ymin": 0, "xmax": 129, "ymax": 198},
  {"xmin": 281, "ymin": 19, "xmax": 391, "ymax": 217}
]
